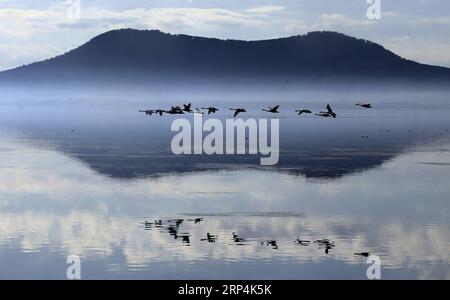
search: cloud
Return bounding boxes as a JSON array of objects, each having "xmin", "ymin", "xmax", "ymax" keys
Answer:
[
  {"xmin": 385, "ymin": 37, "xmax": 450, "ymax": 67},
  {"xmin": 246, "ymin": 6, "xmax": 286, "ymax": 14},
  {"xmin": 0, "ymin": 2, "xmax": 449, "ymax": 70},
  {"xmin": 319, "ymin": 13, "xmax": 374, "ymax": 27},
  {"xmin": 410, "ymin": 16, "xmax": 450, "ymax": 26}
]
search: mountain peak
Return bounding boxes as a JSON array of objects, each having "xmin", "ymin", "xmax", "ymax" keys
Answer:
[{"xmin": 1, "ymin": 28, "xmax": 449, "ymax": 85}]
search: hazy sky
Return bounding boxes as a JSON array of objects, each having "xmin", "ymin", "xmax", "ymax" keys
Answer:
[{"xmin": 0, "ymin": 0, "xmax": 449, "ymax": 71}]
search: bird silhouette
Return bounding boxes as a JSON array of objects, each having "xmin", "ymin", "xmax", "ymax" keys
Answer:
[
  {"xmin": 315, "ymin": 112, "xmax": 333, "ymax": 118},
  {"xmin": 201, "ymin": 233, "xmax": 217, "ymax": 243},
  {"xmin": 295, "ymin": 237, "xmax": 311, "ymax": 245},
  {"xmin": 316, "ymin": 104, "xmax": 336, "ymax": 118},
  {"xmin": 230, "ymin": 108, "xmax": 247, "ymax": 118},
  {"xmin": 188, "ymin": 218, "xmax": 204, "ymax": 224},
  {"xmin": 180, "ymin": 235, "xmax": 191, "ymax": 244},
  {"xmin": 262, "ymin": 105, "xmax": 280, "ymax": 114},
  {"xmin": 154, "ymin": 109, "xmax": 165, "ymax": 116},
  {"xmin": 232, "ymin": 232, "xmax": 245, "ymax": 243},
  {"xmin": 168, "ymin": 218, "xmax": 184, "ymax": 227},
  {"xmin": 166, "ymin": 106, "xmax": 184, "ymax": 115},
  {"xmin": 295, "ymin": 109, "xmax": 312, "ymax": 116},
  {"xmin": 314, "ymin": 239, "xmax": 335, "ymax": 254},
  {"xmin": 354, "ymin": 252, "xmax": 371, "ymax": 257},
  {"xmin": 167, "ymin": 225, "xmax": 178, "ymax": 239},
  {"xmin": 326, "ymin": 104, "xmax": 337, "ymax": 118},
  {"xmin": 183, "ymin": 103, "xmax": 193, "ymax": 113},
  {"xmin": 356, "ymin": 103, "xmax": 373, "ymax": 108},
  {"xmin": 202, "ymin": 107, "xmax": 219, "ymax": 115},
  {"xmin": 266, "ymin": 240, "xmax": 278, "ymax": 249},
  {"xmin": 139, "ymin": 110, "xmax": 155, "ymax": 116}
]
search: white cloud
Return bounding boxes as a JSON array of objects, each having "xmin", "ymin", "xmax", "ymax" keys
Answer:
[
  {"xmin": 0, "ymin": 2, "xmax": 449, "ymax": 70},
  {"xmin": 319, "ymin": 13, "xmax": 373, "ymax": 27},
  {"xmin": 246, "ymin": 6, "xmax": 286, "ymax": 14},
  {"xmin": 386, "ymin": 37, "xmax": 450, "ymax": 67}
]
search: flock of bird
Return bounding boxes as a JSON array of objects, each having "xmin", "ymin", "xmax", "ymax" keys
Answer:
[
  {"xmin": 139, "ymin": 102, "xmax": 373, "ymax": 118},
  {"xmin": 143, "ymin": 218, "xmax": 370, "ymax": 256}
]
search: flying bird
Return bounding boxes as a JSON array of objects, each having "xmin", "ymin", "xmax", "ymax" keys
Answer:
[
  {"xmin": 154, "ymin": 109, "xmax": 165, "ymax": 116},
  {"xmin": 295, "ymin": 109, "xmax": 312, "ymax": 116},
  {"xmin": 326, "ymin": 104, "xmax": 336, "ymax": 118},
  {"xmin": 188, "ymin": 218, "xmax": 204, "ymax": 224},
  {"xmin": 230, "ymin": 108, "xmax": 247, "ymax": 118},
  {"xmin": 183, "ymin": 103, "xmax": 193, "ymax": 113},
  {"xmin": 262, "ymin": 105, "xmax": 280, "ymax": 114},
  {"xmin": 202, "ymin": 107, "xmax": 219, "ymax": 115},
  {"xmin": 232, "ymin": 232, "xmax": 245, "ymax": 243},
  {"xmin": 316, "ymin": 104, "xmax": 337, "ymax": 118},
  {"xmin": 139, "ymin": 110, "xmax": 155, "ymax": 116},
  {"xmin": 166, "ymin": 106, "xmax": 184, "ymax": 115},
  {"xmin": 315, "ymin": 112, "xmax": 333, "ymax": 118},
  {"xmin": 356, "ymin": 103, "xmax": 373, "ymax": 108}
]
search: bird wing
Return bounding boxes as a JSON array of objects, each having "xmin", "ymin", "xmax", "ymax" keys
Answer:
[
  {"xmin": 273, "ymin": 105, "xmax": 280, "ymax": 110},
  {"xmin": 234, "ymin": 111, "xmax": 239, "ymax": 118}
]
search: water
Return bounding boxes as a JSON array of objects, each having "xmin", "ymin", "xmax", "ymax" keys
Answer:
[{"xmin": 0, "ymin": 97, "xmax": 449, "ymax": 279}]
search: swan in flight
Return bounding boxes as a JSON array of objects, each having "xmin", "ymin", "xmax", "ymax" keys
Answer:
[
  {"xmin": 230, "ymin": 108, "xmax": 247, "ymax": 118},
  {"xmin": 262, "ymin": 105, "xmax": 280, "ymax": 114}
]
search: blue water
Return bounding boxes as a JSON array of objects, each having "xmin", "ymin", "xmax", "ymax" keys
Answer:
[{"xmin": 0, "ymin": 96, "xmax": 449, "ymax": 279}]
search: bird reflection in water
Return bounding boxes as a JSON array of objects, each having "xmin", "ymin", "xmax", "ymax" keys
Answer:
[
  {"xmin": 314, "ymin": 239, "xmax": 336, "ymax": 254},
  {"xmin": 201, "ymin": 233, "xmax": 218, "ymax": 243}
]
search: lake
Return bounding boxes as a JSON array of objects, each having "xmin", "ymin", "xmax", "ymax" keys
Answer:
[{"xmin": 0, "ymin": 94, "xmax": 449, "ymax": 279}]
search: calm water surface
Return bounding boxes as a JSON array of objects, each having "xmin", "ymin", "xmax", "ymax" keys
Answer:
[{"xmin": 0, "ymin": 98, "xmax": 449, "ymax": 279}]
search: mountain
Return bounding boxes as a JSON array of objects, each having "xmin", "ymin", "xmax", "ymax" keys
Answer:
[{"xmin": 1, "ymin": 29, "xmax": 449, "ymax": 86}]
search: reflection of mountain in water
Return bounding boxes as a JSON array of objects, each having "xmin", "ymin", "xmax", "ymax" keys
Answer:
[
  {"xmin": 56, "ymin": 133, "xmax": 423, "ymax": 180},
  {"xmin": 4, "ymin": 106, "xmax": 449, "ymax": 181},
  {"xmin": 65, "ymin": 147, "xmax": 398, "ymax": 180}
]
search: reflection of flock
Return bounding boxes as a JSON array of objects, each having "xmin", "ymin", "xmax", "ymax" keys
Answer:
[
  {"xmin": 141, "ymin": 218, "xmax": 375, "ymax": 256},
  {"xmin": 140, "ymin": 102, "xmax": 374, "ymax": 118}
]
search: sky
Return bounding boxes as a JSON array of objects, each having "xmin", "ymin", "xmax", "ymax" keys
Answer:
[{"xmin": 0, "ymin": 0, "xmax": 449, "ymax": 71}]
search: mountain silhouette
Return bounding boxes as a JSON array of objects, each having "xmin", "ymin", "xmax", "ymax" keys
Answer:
[{"xmin": 1, "ymin": 29, "xmax": 449, "ymax": 85}]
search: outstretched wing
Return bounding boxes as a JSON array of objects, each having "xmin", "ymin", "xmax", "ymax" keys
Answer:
[
  {"xmin": 326, "ymin": 104, "xmax": 333, "ymax": 114},
  {"xmin": 234, "ymin": 110, "xmax": 239, "ymax": 118},
  {"xmin": 273, "ymin": 105, "xmax": 280, "ymax": 111}
]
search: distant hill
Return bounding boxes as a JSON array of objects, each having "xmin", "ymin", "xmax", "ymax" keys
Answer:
[{"xmin": 1, "ymin": 29, "xmax": 450, "ymax": 86}]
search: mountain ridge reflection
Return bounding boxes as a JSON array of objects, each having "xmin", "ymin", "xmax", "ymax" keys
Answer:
[
  {"xmin": 19, "ymin": 125, "xmax": 449, "ymax": 181},
  {"xmin": 3, "ymin": 104, "xmax": 449, "ymax": 180}
]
